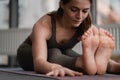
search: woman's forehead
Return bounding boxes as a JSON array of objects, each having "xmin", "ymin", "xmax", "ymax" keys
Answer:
[
  {"xmin": 69, "ymin": 0, "xmax": 90, "ymax": 4},
  {"xmin": 67, "ymin": 0, "xmax": 91, "ymax": 8}
]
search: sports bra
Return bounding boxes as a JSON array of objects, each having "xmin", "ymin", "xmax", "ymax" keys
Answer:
[{"xmin": 24, "ymin": 13, "xmax": 82, "ymax": 51}]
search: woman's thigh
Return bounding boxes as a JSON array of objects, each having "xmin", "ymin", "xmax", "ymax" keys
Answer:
[
  {"xmin": 17, "ymin": 43, "xmax": 34, "ymax": 70},
  {"xmin": 47, "ymin": 48, "xmax": 80, "ymax": 70},
  {"xmin": 63, "ymin": 49, "xmax": 81, "ymax": 57}
]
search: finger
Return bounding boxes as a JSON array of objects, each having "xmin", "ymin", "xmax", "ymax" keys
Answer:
[
  {"xmin": 66, "ymin": 71, "xmax": 75, "ymax": 77},
  {"xmin": 46, "ymin": 71, "xmax": 54, "ymax": 76},
  {"xmin": 64, "ymin": 68, "xmax": 75, "ymax": 77},
  {"xmin": 73, "ymin": 71, "xmax": 83, "ymax": 76},
  {"xmin": 59, "ymin": 70, "xmax": 65, "ymax": 77},
  {"xmin": 54, "ymin": 70, "xmax": 59, "ymax": 77}
]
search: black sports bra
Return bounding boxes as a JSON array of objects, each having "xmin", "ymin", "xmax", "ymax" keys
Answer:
[
  {"xmin": 47, "ymin": 13, "xmax": 81, "ymax": 51},
  {"xmin": 24, "ymin": 13, "xmax": 81, "ymax": 51}
]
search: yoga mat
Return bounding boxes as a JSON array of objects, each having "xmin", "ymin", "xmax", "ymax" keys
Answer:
[
  {"xmin": 0, "ymin": 68, "xmax": 120, "ymax": 80},
  {"xmin": 0, "ymin": 68, "xmax": 58, "ymax": 80}
]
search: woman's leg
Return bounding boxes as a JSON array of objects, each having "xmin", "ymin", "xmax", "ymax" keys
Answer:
[
  {"xmin": 81, "ymin": 27, "xmax": 99, "ymax": 75},
  {"xmin": 17, "ymin": 43, "xmax": 34, "ymax": 71},
  {"xmin": 63, "ymin": 49, "xmax": 84, "ymax": 72},
  {"xmin": 17, "ymin": 44, "xmax": 83, "ymax": 71},
  {"xmin": 47, "ymin": 48, "xmax": 83, "ymax": 71},
  {"xmin": 63, "ymin": 49, "xmax": 81, "ymax": 57},
  {"xmin": 107, "ymin": 59, "xmax": 120, "ymax": 74},
  {"xmin": 95, "ymin": 28, "xmax": 114, "ymax": 74}
]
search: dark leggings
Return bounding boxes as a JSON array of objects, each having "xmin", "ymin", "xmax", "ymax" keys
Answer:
[{"xmin": 17, "ymin": 43, "xmax": 81, "ymax": 71}]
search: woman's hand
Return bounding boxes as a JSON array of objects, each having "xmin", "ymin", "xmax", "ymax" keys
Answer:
[{"xmin": 46, "ymin": 64, "xmax": 83, "ymax": 77}]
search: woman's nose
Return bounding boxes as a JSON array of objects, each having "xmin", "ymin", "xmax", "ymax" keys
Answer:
[{"xmin": 76, "ymin": 11, "xmax": 82, "ymax": 19}]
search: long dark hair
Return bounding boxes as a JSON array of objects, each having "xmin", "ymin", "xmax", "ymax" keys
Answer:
[{"xmin": 56, "ymin": 0, "xmax": 92, "ymax": 37}]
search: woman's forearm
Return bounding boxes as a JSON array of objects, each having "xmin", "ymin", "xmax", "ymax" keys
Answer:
[{"xmin": 33, "ymin": 59, "xmax": 61, "ymax": 73}]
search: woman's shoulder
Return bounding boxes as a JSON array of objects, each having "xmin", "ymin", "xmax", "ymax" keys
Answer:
[
  {"xmin": 34, "ymin": 11, "xmax": 57, "ymax": 28},
  {"xmin": 31, "ymin": 13, "xmax": 54, "ymax": 40},
  {"xmin": 36, "ymin": 14, "xmax": 51, "ymax": 25},
  {"xmin": 34, "ymin": 13, "xmax": 52, "ymax": 28}
]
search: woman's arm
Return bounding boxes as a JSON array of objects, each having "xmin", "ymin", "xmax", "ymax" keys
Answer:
[{"xmin": 32, "ymin": 15, "xmax": 54, "ymax": 73}]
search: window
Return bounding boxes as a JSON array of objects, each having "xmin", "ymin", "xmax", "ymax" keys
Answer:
[
  {"xmin": 18, "ymin": 0, "xmax": 59, "ymax": 28},
  {"xmin": 97, "ymin": 0, "xmax": 120, "ymax": 25},
  {"xmin": 96, "ymin": 0, "xmax": 120, "ymax": 55},
  {"xmin": 0, "ymin": 0, "xmax": 59, "ymax": 29},
  {"xmin": 0, "ymin": 0, "xmax": 9, "ymax": 29}
]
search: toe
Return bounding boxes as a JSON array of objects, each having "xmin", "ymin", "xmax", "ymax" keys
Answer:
[
  {"xmin": 92, "ymin": 27, "xmax": 99, "ymax": 36},
  {"xmin": 99, "ymin": 28, "xmax": 105, "ymax": 36}
]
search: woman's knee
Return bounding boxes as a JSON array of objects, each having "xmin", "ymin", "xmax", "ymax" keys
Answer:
[
  {"xmin": 63, "ymin": 49, "xmax": 80, "ymax": 57},
  {"xmin": 47, "ymin": 48, "xmax": 62, "ymax": 60},
  {"xmin": 48, "ymin": 48, "xmax": 62, "ymax": 54}
]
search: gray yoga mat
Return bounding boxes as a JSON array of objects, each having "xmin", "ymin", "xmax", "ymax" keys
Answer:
[{"xmin": 0, "ymin": 68, "xmax": 120, "ymax": 80}]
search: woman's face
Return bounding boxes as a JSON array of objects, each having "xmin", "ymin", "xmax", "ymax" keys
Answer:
[{"xmin": 61, "ymin": 0, "xmax": 91, "ymax": 27}]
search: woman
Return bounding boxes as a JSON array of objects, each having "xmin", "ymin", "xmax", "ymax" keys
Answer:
[{"xmin": 17, "ymin": 0, "xmax": 120, "ymax": 76}]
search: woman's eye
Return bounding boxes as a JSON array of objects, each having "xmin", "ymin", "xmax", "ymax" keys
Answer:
[
  {"xmin": 71, "ymin": 8, "xmax": 77, "ymax": 12},
  {"xmin": 83, "ymin": 10, "xmax": 88, "ymax": 13}
]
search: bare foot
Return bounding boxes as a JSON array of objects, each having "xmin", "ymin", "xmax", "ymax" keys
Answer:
[
  {"xmin": 81, "ymin": 27, "xmax": 99, "ymax": 75},
  {"xmin": 95, "ymin": 28, "xmax": 115, "ymax": 74},
  {"xmin": 107, "ymin": 59, "xmax": 120, "ymax": 74}
]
